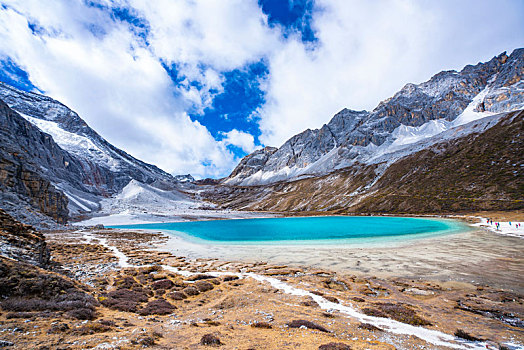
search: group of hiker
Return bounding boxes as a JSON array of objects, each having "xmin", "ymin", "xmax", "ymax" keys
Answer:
[{"xmin": 486, "ymin": 218, "xmax": 522, "ymax": 230}]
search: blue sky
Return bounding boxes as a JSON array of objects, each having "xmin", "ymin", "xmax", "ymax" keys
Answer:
[{"xmin": 0, "ymin": 0, "xmax": 523, "ymax": 178}]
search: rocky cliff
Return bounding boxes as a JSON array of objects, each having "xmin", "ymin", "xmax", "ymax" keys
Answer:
[
  {"xmin": 0, "ymin": 99, "xmax": 70, "ymax": 223},
  {"xmin": 0, "ymin": 82, "xmax": 174, "ymax": 191},
  {"xmin": 205, "ymin": 110, "xmax": 523, "ymax": 213},
  {"xmin": 205, "ymin": 49, "xmax": 523, "ymax": 214}
]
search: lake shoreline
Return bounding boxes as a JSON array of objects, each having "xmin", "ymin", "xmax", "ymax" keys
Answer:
[{"xmin": 2, "ymin": 217, "xmax": 522, "ymax": 349}]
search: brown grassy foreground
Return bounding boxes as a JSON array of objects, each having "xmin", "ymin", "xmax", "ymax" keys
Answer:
[{"xmin": 0, "ymin": 226, "xmax": 522, "ymax": 349}]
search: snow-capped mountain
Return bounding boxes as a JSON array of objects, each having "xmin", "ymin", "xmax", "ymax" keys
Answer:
[
  {"xmin": 225, "ymin": 49, "xmax": 523, "ymax": 186},
  {"xmin": 173, "ymin": 174, "xmax": 196, "ymax": 183},
  {"xmin": 206, "ymin": 108, "xmax": 523, "ymax": 213},
  {"xmin": 0, "ymin": 82, "xmax": 194, "ymax": 223}
]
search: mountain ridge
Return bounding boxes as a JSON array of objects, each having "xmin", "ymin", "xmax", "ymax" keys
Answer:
[
  {"xmin": 0, "ymin": 48, "xmax": 522, "ymax": 224},
  {"xmin": 224, "ymin": 49, "xmax": 523, "ymax": 186},
  {"xmin": 204, "ymin": 109, "xmax": 523, "ymax": 214}
]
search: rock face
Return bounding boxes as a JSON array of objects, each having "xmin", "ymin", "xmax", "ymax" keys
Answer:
[
  {"xmin": 173, "ymin": 174, "xmax": 195, "ymax": 183},
  {"xmin": 0, "ymin": 99, "xmax": 70, "ymax": 223},
  {"xmin": 352, "ymin": 110, "xmax": 524, "ymax": 213},
  {"xmin": 207, "ymin": 49, "xmax": 523, "ymax": 213},
  {"xmin": 225, "ymin": 49, "xmax": 523, "ymax": 186},
  {"xmin": 227, "ymin": 146, "xmax": 278, "ymax": 184},
  {"xmin": 0, "ymin": 82, "xmax": 174, "ymax": 190},
  {"xmin": 0, "ymin": 208, "xmax": 50, "ymax": 267},
  {"xmin": 0, "ymin": 82, "xmax": 187, "ymax": 222}
]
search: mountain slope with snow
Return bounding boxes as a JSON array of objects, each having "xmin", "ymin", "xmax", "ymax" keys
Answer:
[
  {"xmin": 225, "ymin": 49, "xmax": 523, "ymax": 186},
  {"xmin": 205, "ymin": 109, "xmax": 523, "ymax": 213},
  {"xmin": 0, "ymin": 82, "xmax": 194, "ymax": 222},
  {"xmin": 0, "ymin": 82, "xmax": 174, "ymax": 186}
]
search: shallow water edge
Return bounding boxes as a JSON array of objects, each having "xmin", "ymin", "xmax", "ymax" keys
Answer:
[{"xmin": 110, "ymin": 216, "xmax": 523, "ymax": 292}]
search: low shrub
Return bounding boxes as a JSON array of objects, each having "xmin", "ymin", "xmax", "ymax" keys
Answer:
[
  {"xmin": 98, "ymin": 319, "xmax": 116, "ymax": 327},
  {"xmin": 100, "ymin": 288, "xmax": 148, "ymax": 312},
  {"xmin": 200, "ymin": 333, "xmax": 222, "ymax": 346},
  {"xmin": 152, "ymin": 279, "xmax": 175, "ymax": 290},
  {"xmin": 1, "ymin": 297, "xmax": 97, "ymax": 320},
  {"xmin": 195, "ymin": 281, "xmax": 214, "ymax": 292},
  {"xmin": 302, "ymin": 296, "xmax": 319, "ymax": 307},
  {"xmin": 6, "ymin": 312, "xmax": 35, "ymax": 319},
  {"xmin": 66, "ymin": 307, "xmax": 95, "ymax": 320},
  {"xmin": 103, "ymin": 299, "xmax": 138, "ymax": 312},
  {"xmin": 47, "ymin": 323, "xmax": 70, "ymax": 334},
  {"xmin": 222, "ymin": 275, "xmax": 239, "ymax": 282},
  {"xmin": 114, "ymin": 276, "xmax": 140, "ymax": 289},
  {"xmin": 362, "ymin": 303, "xmax": 432, "ymax": 326},
  {"xmin": 318, "ymin": 343, "xmax": 351, "ymax": 350},
  {"xmin": 287, "ymin": 320, "xmax": 329, "ymax": 333},
  {"xmin": 358, "ymin": 323, "xmax": 382, "ymax": 332},
  {"xmin": 183, "ymin": 286, "xmax": 200, "ymax": 296},
  {"xmin": 188, "ymin": 274, "xmax": 217, "ymax": 281},
  {"xmin": 72, "ymin": 322, "xmax": 112, "ymax": 335},
  {"xmin": 454, "ymin": 329, "xmax": 483, "ymax": 342},
  {"xmin": 169, "ymin": 291, "xmax": 187, "ymax": 300},
  {"xmin": 132, "ymin": 335, "xmax": 156, "ymax": 347},
  {"xmin": 0, "ymin": 258, "xmax": 97, "ymax": 320},
  {"xmin": 324, "ymin": 296, "xmax": 339, "ymax": 304},
  {"xmin": 105, "ymin": 288, "xmax": 148, "ymax": 303},
  {"xmin": 138, "ymin": 299, "xmax": 176, "ymax": 315},
  {"xmin": 251, "ymin": 321, "xmax": 272, "ymax": 329}
]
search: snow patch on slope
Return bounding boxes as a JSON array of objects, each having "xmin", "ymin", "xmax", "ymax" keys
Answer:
[
  {"xmin": 53, "ymin": 182, "xmax": 101, "ymax": 214},
  {"xmin": 110, "ymin": 179, "xmax": 194, "ymax": 210},
  {"xmin": 20, "ymin": 114, "xmax": 121, "ymax": 171},
  {"xmin": 366, "ymin": 85, "xmax": 496, "ymax": 162}
]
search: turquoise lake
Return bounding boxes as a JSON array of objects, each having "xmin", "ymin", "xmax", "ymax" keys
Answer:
[{"xmin": 110, "ymin": 216, "xmax": 468, "ymax": 245}]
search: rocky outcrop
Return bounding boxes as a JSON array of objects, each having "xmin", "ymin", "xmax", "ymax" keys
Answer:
[
  {"xmin": 0, "ymin": 81, "xmax": 196, "ymax": 222},
  {"xmin": 174, "ymin": 174, "xmax": 195, "ymax": 183},
  {"xmin": 352, "ymin": 110, "xmax": 524, "ymax": 213},
  {"xmin": 225, "ymin": 49, "xmax": 523, "ymax": 186},
  {"xmin": 0, "ymin": 208, "xmax": 50, "ymax": 267},
  {"xmin": 0, "ymin": 81, "xmax": 175, "ymax": 188}
]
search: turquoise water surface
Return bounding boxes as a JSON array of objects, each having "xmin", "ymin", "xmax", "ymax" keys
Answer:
[{"xmin": 110, "ymin": 216, "xmax": 468, "ymax": 245}]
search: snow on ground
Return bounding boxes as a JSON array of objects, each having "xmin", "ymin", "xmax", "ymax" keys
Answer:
[
  {"xmin": 471, "ymin": 218, "xmax": 524, "ymax": 239},
  {"xmin": 83, "ymin": 230, "xmax": 509, "ymax": 350},
  {"xmin": 76, "ymin": 209, "xmax": 273, "ymax": 226},
  {"xmin": 75, "ymin": 179, "xmax": 275, "ymax": 226}
]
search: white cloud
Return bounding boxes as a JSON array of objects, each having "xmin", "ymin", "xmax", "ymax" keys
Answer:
[
  {"xmin": 0, "ymin": 0, "xmax": 277, "ymax": 178},
  {"xmin": 220, "ymin": 129, "xmax": 258, "ymax": 154},
  {"xmin": 0, "ymin": 0, "xmax": 522, "ymax": 178},
  {"xmin": 257, "ymin": 0, "xmax": 524, "ymax": 147},
  {"xmin": 128, "ymin": 0, "xmax": 282, "ymax": 112}
]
